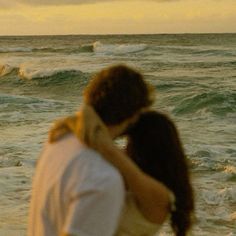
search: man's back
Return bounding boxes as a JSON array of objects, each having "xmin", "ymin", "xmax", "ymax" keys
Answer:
[{"xmin": 28, "ymin": 134, "xmax": 125, "ymax": 236}]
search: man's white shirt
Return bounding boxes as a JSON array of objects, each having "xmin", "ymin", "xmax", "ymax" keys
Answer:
[{"xmin": 28, "ymin": 134, "xmax": 125, "ymax": 236}]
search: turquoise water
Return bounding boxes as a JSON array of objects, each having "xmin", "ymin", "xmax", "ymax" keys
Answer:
[{"xmin": 0, "ymin": 34, "xmax": 236, "ymax": 235}]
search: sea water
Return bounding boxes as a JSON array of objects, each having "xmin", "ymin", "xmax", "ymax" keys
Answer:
[{"xmin": 0, "ymin": 34, "xmax": 235, "ymax": 235}]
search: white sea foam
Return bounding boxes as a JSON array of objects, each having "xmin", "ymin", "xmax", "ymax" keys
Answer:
[
  {"xmin": 93, "ymin": 41, "xmax": 147, "ymax": 54},
  {"xmin": 202, "ymin": 187, "xmax": 236, "ymax": 206},
  {"xmin": 0, "ymin": 59, "xmax": 88, "ymax": 80},
  {"xmin": 17, "ymin": 58, "xmax": 83, "ymax": 79},
  {"xmin": 18, "ymin": 65, "xmax": 61, "ymax": 79},
  {"xmin": 0, "ymin": 47, "xmax": 32, "ymax": 53}
]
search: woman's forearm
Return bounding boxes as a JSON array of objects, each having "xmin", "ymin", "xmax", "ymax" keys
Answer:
[{"xmin": 99, "ymin": 144, "xmax": 170, "ymax": 224}]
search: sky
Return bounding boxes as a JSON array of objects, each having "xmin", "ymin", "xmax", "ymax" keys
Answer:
[{"xmin": 0, "ymin": 0, "xmax": 236, "ymax": 35}]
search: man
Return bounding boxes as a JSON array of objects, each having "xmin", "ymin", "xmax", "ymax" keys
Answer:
[{"xmin": 28, "ymin": 64, "xmax": 153, "ymax": 236}]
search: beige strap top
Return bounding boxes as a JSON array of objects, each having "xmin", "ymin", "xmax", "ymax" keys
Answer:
[{"xmin": 116, "ymin": 191, "xmax": 176, "ymax": 236}]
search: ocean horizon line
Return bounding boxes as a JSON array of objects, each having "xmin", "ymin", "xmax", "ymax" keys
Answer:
[{"xmin": 0, "ymin": 32, "xmax": 236, "ymax": 37}]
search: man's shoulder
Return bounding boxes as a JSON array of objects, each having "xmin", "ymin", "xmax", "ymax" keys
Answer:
[
  {"xmin": 61, "ymin": 138, "xmax": 125, "ymax": 196},
  {"xmin": 56, "ymin": 134, "xmax": 124, "ymax": 186},
  {"xmin": 78, "ymin": 147, "xmax": 124, "ymax": 184}
]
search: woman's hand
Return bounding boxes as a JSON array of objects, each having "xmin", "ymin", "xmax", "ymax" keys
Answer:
[
  {"xmin": 49, "ymin": 115, "xmax": 77, "ymax": 143},
  {"xmin": 49, "ymin": 104, "xmax": 115, "ymax": 152},
  {"xmin": 76, "ymin": 105, "xmax": 114, "ymax": 151}
]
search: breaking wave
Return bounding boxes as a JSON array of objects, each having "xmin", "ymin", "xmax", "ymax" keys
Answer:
[
  {"xmin": 0, "ymin": 42, "xmax": 148, "ymax": 55},
  {"xmin": 0, "ymin": 45, "xmax": 94, "ymax": 54},
  {"xmin": 0, "ymin": 63, "xmax": 88, "ymax": 81},
  {"xmin": 93, "ymin": 41, "xmax": 148, "ymax": 54},
  {"xmin": 0, "ymin": 64, "xmax": 18, "ymax": 77},
  {"xmin": 172, "ymin": 91, "xmax": 236, "ymax": 116}
]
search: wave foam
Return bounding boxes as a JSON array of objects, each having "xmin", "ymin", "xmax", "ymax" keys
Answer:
[
  {"xmin": 0, "ymin": 47, "xmax": 32, "ymax": 53},
  {"xmin": 202, "ymin": 187, "xmax": 236, "ymax": 205},
  {"xmin": 93, "ymin": 41, "xmax": 147, "ymax": 54},
  {"xmin": 0, "ymin": 62, "xmax": 85, "ymax": 80},
  {"xmin": 0, "ymin": 42, "xmax": 147, "ymax": 55},
  {"xmin": 0, "ymin": 45, "xmax": 94, "ymax": 54},
  {"xmin": 18, "ymin": 66, "xmax": 86, "ymax": 80},
  {"xmin": 18, "ymin": 66, "xmax": 61, "ymax": 80}
]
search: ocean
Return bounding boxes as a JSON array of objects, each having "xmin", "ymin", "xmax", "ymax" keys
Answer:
[{"xmin": 0, "ymin": 34, "xmax": 235, "ymax": 236}]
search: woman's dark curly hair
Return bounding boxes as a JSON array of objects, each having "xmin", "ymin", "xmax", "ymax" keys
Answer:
[{"xmin": 127, "ymin": 111, "xmax": 194, "ymax": 236}]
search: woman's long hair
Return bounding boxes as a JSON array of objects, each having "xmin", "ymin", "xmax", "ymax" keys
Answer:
[{"xmin": 126, "ymin": 111, "xmax": 194, "ymax": 236}]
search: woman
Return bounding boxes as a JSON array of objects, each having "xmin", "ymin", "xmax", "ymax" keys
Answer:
[
  {"xmin": 49, "ymin": 106, "xmax": 194, "ymax": 236},
  {"xmin": 124, "ymin": 111, "xmax": 194, "ymax": 236}
]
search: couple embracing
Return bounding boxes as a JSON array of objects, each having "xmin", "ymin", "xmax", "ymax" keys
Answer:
[{"xmin": 28, "ymin": 65, "xmax": 194, "ymax": 236}]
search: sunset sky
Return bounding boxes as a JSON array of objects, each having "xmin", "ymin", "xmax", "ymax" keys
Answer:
[{"xmin": 0, "ymin": 0, "xmax": 236, "ymax": 35}]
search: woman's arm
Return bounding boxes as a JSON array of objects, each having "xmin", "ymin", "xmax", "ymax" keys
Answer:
[
  {"xmin": 73, "ymin": 105, "xmax": 171, "ymax": 224},
  {"xmin": 97, "ymin": 142, "xmax": 170, "ymax": 224}
]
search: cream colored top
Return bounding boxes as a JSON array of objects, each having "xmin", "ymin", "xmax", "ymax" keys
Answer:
[
  {"xmin": 116, "ymin": 191, "xmax": 176, "ymax": 236},
  {"xmin": 116, "ymin": 193, "xmax": 160, "ymax": 236}
]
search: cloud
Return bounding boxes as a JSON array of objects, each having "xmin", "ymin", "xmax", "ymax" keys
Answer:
[
  {"xmin": 19, "ymin": 0, "xmax": 111, "ymax": 5},
  {"xmin": 0, "ymin": 0, "xmax": 175, "ymax": 7},
  {"xmin": 0, "ymin": 1, "xmax": 19, "ymax": 8}
]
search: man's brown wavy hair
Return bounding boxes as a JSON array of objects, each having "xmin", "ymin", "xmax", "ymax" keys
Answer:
[{"xmin": 84, "ymin": 64, "xmax": 153, "ymax": 125}]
